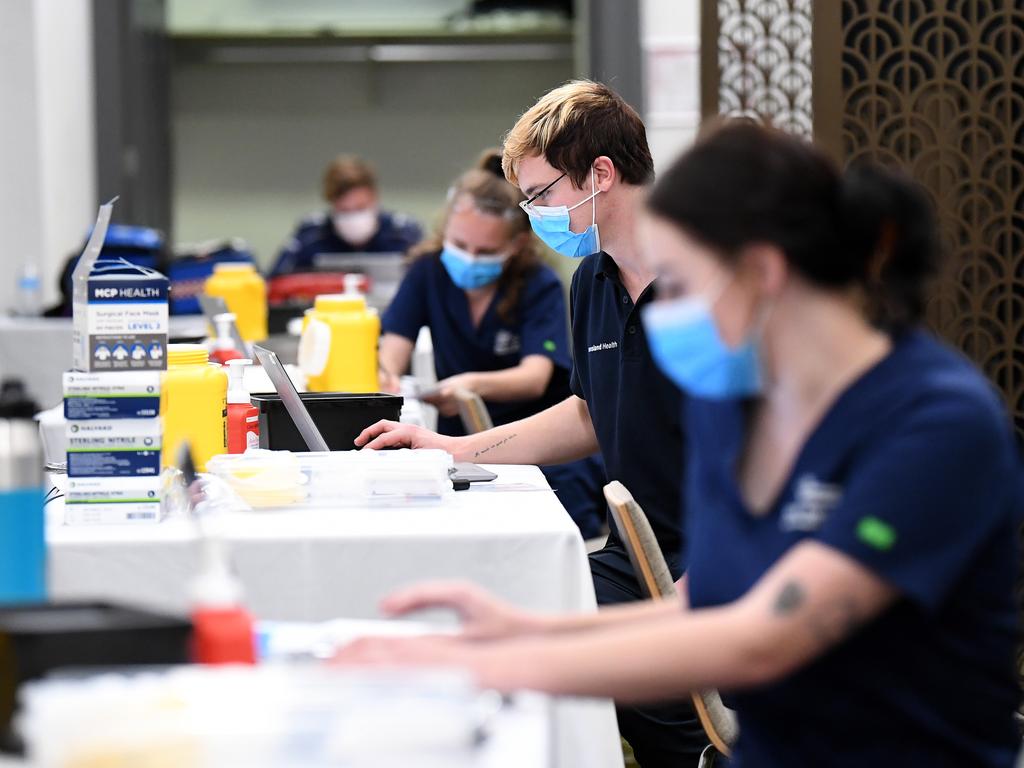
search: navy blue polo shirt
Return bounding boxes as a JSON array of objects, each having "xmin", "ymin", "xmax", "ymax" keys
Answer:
[
  {"xmin": 381, "ymin": 253, "xmax": 572, "ymax": 435},
  {"xmin": 570, "ymin": 252, "xmax": 686, "ymax": 577},
  {"xmin": 685, "ymin": 330, "xmax": 1022, "ymax": 767},
  {"xmin": 270, "ymin": 209, "xmax": 422, "ymax": 276}
]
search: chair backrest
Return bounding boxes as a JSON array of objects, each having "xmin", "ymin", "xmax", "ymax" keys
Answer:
[
  {"xmin": 604, "ymin": 481, "xmax": 675, "ymax": 599},
  {"xmin": 455, "ymin": 388, "xmax": 494, "ymax": 434},
  {"xmin": 603, "ymin": 481, "xmax": 739, "ymax": 756}
]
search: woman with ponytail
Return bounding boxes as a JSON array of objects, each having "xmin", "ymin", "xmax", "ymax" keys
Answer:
[
  {"xmin": 341, "ymin": 123, "xmax": 1022, "ymax": 767},
  {"xmin": 379, "ymin": 150, "xmax": 606, "ymax": 538}
]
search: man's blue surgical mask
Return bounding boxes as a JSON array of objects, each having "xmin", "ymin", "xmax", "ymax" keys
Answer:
[
  {"xmin": 525, "ymin": 169, "xmax": 601, "ymax": 258},
  {"xmin": 440, "ymin": 242, "xmax": 508, "ymax": 290},
  {"xmin": 641, "ymin": 278, "xmax": 765, "ymax": 400}
]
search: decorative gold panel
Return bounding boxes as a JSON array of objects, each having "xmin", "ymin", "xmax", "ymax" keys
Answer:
[
  {"xmin": 703, "ymin": 0, "xmax": 1024, "ymax": 436},
  {"xmin": 716, "ymin": 0, "xmax": 815, "ymax": 137},
  {"xmin": 840, "ymin": 0, "xmax": 1024, "ymax": 436}
]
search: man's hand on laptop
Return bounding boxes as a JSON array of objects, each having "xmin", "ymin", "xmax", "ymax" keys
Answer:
[{"xmin": 354, "ymin": 420, "xmax": 461, "ymax": 453}]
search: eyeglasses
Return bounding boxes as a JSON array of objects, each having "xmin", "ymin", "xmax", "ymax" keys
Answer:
[{"xmin": 518, "ymin": 172, "xmax": 567, "ymax": 217}]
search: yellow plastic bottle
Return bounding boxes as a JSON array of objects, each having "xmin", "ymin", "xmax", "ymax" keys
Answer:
[
  {"xmin": 203, "ymin": 263, "xmax": 268, "ymax": 342},
  {"xmin": 162, "ymin": 344, "xmax": 228, "ymax": 472},
  {"xmin": 298, "ymin": 278, "xmax": 380, "ymax": 393}
]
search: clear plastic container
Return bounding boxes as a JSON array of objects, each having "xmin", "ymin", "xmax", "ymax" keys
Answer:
[
  {"xmin": 204, "ymin": 448, "xmax": 454, "ymax": 510},
  {"xmin": 21, "ymin": 666, "xmax": 483, "ymax": 768},
  {"xmin": 204, "ymin": 450, "xmax": 305, "ymax": 508}
]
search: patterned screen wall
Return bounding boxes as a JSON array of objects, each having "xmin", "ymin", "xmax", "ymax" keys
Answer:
[
  {"xmin": 716, "ymin": 0, "xmax": 814, "ymax": 137},
  {"xmin": 839, "ymin": 0, "xmax": 1024, "ymax": 437},
  {"xmin": 704, "ymin": 0, "xmax": 1024, "ymax": 437}
]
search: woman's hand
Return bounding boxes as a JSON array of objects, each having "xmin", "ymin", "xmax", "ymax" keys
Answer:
[
  {"xmin": 331, "ymin": 634, "xmax": 518, "ymax": 691},
  {"xmin": 421, "ymin": 374, "xmax": 480, "ymax": 418},
  {"xmin": 333, "ymin": 634, "xmax": 469, "ymax": 667},
  {"xmin": 381, "ymin": 581, "xmax": 549, "ymax": 641},
  {"xmin": 354, "ymin": 420, "xmax": 461, "ymax": 452}
]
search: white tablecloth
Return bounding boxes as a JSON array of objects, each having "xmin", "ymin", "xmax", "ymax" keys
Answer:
[{"xmin": 47, "ymin": 464, "xmax": 623, "ymax": 768}]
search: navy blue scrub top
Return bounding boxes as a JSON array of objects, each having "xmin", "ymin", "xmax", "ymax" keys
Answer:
[
  {"xmin": 685, "ymin": 330, "xmax": 1023, "ymax": 767},
  {"xmin": 270, "ymin": 209, "xmax": 422, "ymax": 277},
  {"xmin": 569, "ymin": 252, "xmax": 686, "ymax": 575},
  {"xmin": 381, "ymin": 253, "xmax": 572, "ymax": 435}
]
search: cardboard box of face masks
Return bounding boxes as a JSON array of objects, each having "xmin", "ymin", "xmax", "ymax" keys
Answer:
[
  {"xmin": 65, "ymin": 419, "xmax": 162, "ymax": 478},
  {"xmin": 64, "ymin": 476, "xmax": 162, "ymax": 525},
  {"xmin": 72, "ymin": 258, "xmax": 169, "ymax": 373},
  {"xmin": 63, "ymin": 371, "xmax": 161, "ymax": 420},
  {"xmin": 71, "ymin": 199, "xmax": 169, "ymax": 373}
]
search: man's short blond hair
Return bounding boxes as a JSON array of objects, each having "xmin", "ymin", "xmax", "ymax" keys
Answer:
[{"xmin": 502, "ymin": 80, "xmax": 654, "ymax": 189}]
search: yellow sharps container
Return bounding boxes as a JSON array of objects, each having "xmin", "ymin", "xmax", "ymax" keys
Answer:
[
  {"xmin": 162, "ymin": 344, "xmax": 228, "ymax": 472},
  {"xmin": 298, "ymin": 289, "xmax": 380, "ymax": 393},
  {"xmin": 203, "ymin": 263, "xmax": 268, "ymax": 342}
]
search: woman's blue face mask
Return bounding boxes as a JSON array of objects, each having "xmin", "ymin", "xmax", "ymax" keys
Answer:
[
  {"xmin": 641, "ymin": 278, "xmax": 765, "ymax": 400},
  {"xmin": 440, "ymin": 241, "xmax": 508, "ymax": 290},
  {"xmin": 522, "ymin": 168, "xmax": 601, "ymax": 258}
]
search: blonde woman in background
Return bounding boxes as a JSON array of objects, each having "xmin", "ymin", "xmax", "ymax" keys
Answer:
[{"xmin": 378, "ymin": 151, "xmax": 606, "ymax": 539}]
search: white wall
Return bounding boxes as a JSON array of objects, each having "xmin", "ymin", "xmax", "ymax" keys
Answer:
[
  {"xmin": 171, "ymin": 58, "xmax": 575, "ymax": 268},
  {"xmin": 0, "ymin": 2, "xmax": 45, "ymax": 313},
  {"xmin": 166, "ymin": 0, "xmax": 577, "ymax": 268},
  {"xmin": 33, "ymin": 0, "xmax": 97, "ymax": 306},
  {"xmin": 0, "ymin": 0, "xmax": 96, "ymax": 312},
  {"xmin": 641, "ymin": 0, "xmax": 701, "ymax": 174}
]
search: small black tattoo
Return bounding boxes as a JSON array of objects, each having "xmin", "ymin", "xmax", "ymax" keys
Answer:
[
  {"xmin": 773, "ymin": 581, "xmax": 805, "ymax": 616},
  {"xmin": 473, "ymin": 433, "xmax": 516, "ymax": 459}
]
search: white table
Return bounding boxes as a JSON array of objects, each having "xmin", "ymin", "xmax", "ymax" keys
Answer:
[{"xmin": 47, "ymin": 464, "xmax": 623, "ymax": 768}]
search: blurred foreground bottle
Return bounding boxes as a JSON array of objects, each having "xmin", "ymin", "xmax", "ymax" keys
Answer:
[{"xmin": 0, "ymin": 379, "xmax": 45, "ymax": 602}]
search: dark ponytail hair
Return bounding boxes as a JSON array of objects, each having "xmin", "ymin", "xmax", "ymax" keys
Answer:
[
  {"xmin": 646, "ymin": 120, "xmax": 941, "ymax": 328},
  {"xmin": 477, "ymin": 147, "xmax": 507, "ymax": 180}
]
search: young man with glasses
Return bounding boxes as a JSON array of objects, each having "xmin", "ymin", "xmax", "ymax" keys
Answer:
[{"xmin": 356, "ymin": 80, "xmax": 705, "ymax": 767}]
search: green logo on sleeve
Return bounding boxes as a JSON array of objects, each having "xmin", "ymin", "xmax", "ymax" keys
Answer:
[
  {"xmin": 856, "ymin": 516, "xmax": 897, "ymax": 551},
  {"xmin": 543, "ymin": 340, "xmax": 557, "ymax": 352}
]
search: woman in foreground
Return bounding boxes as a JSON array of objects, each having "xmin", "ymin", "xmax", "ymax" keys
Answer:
[{"xmin": 339, "ymin": 123, "xmax": 1023, "ymax": 767}]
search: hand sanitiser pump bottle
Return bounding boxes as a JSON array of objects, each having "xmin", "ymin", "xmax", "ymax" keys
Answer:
[{"xmin": 226, "ymin": 359, "xmax": 259, "ymax": 454}]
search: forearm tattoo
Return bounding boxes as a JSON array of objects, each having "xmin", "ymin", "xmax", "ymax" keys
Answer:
[
  {"xmin": 772, "ymin": 581, "xmax": 805, "ymax": 615},
  {"xmin": 771, "ymin": 579, "xmax": 864, "ymax": 646},
  {"xmin": 473, "ymin": 433, "xmax": 517, "ymax": 459}
]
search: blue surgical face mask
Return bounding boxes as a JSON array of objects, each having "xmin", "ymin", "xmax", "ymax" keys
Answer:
[
  {"xmin": 641, "ymin": 279, "xmax": 765, "ymax": 400},
  {"xmin": 526, "ymin": 168, "xmax": 601, "ymax": 258},
  {"xmin": 440, "ymin": 242, "xmax": 508, "ymax": 290}
]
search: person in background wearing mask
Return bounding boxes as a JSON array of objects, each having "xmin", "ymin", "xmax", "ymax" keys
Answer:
[
  {"xmin": 270, "ymin": 155, "xmax": 422, "ymax": 277},
  {"xmin": 357, "ymin": 81, "xmax": 706, "ymax": 765},
  {"xmin": 339, "ymin": 122, "xmax": 1023, "ymax": 768},
  {"xmin": 378, "ymin": 150, "xmax": 606, "ymax": 540}
]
